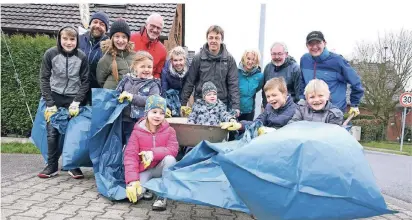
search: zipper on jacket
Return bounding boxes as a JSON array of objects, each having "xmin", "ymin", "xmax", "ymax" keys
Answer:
[
  {"xmin": 313, "ymin": 61, "xmax": 317, "ymax": 79},
  {"xmin": 62, "ymin": 54, "xmax": 70, "ymax": 94},
  {"xmin": 152, "ymin": 135, "xmax": 156, "ymax": 149}
]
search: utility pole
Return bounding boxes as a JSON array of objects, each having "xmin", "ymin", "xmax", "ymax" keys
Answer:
[
  {"xmin": 255, "ymin": 4, "xmax": 266, "ymax": 117},
  {"xmin": 79, "ymin": 2, "xmax": 90, "ymax": 29}
]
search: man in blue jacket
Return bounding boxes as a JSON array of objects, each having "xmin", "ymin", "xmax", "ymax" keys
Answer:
[
  {"xmin": 79, "ymin": 11, "xmax": 109, "ymax": 103},
  {"xmin": 299, "ymin": 31, "xmax": 364, "ymax": 116}
]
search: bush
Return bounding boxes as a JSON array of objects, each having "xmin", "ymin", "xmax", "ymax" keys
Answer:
[
  {"xmin": 1, "ymin": 34, "xmax": 55, "ymax": 137},
  {"xmin": 352, "ymin": 119, "xmax": 385, "ymax": 142},
  {"xmin": 344, "ymin": 113, "xmax": 376, "ymax": 120}
]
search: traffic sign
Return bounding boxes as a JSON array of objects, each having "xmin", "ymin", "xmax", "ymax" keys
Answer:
[{"xmin": 399, "ymin": 92, "xmax": 412, "ymax": 107}]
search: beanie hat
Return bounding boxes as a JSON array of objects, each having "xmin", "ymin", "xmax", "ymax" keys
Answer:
[
  {"xmin": 89, "ymin": 11, "xmax": 109, "ymax": 31},
  {"xmin": 110, "ymin": 19, "xmax": 131, "ymax": 40},
  {"xmin": 202, "ymin": 81, "xmax": 217, "ymax": 98},
  {"xmin": 145, "ymin": 95, "xmax": 167, "ymax": 114}
]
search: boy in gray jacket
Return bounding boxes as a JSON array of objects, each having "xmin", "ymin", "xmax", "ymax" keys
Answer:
[
  {"xmin": 39, "ymin": 26, "xmax": 89, "ymax": 179},
  {"xmin": 288, "ymin": 79, "xmax": 343, "ymax": 125}
]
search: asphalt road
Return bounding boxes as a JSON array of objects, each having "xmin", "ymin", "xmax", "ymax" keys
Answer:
[{"xmin": 2, "ymin": 150, "xmax": 411, "ymax": 204}]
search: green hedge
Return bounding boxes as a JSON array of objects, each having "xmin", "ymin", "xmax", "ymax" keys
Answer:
[
  {"xmin": 352, "ymin": 119, "xmax": 385, "ymax": 142},
  {"xmin": 1, "ymin": 34, "xmax": 55, "ymax": 136}
]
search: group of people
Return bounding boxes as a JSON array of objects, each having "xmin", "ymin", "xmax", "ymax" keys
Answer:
[{"xmin": 37, "ymin": 10, "xmax": 365, "ymax": 212}]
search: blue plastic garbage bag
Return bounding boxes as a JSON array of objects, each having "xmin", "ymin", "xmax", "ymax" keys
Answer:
[
  {"xmin": 165, "ymin": 89, "xmax": 181, "ymax": 117},
  {"xmin": 62, "ymin": 106, "xmax": 93, "ymax": 169},
  {"xmin": 30, "ymin": 99, "xmax": 93, "ymax": 167},
  {"xmin": 143, "ymin": 140, "xmax": 250, "ymax": 213},
  {"xmin": 217, "ymin": 121, "xmax": 395, "ymax": 220},
  {"xmin": 89, "ymin": 88, "xmax": 128, "ymax": 200},
  {"xmin": 30, "ymin": 99, "xmax": 65, "ymax": 162}
]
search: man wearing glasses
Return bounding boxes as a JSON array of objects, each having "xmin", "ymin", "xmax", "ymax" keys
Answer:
[
  {"xmin": 262, "ymin": 42, "xmax": 301, "ymax": 109},
  {"xmin": 130, "ymin": 13, "xmax": 167, "ymax": 79},
  {"xmin": 299, "ymin": 31, "xmax": 364, "ymax": 117}
]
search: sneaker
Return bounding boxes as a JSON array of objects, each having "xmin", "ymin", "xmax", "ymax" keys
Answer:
[
  {"xmin": 38, "ymin": 164, "xmax": 58, "ymax": 178},
  {"xmin": 152, "ymin": 196, "xmax": 167, "ymax": 211},
  {"xmin": 143, "ymin": 190, "xmax": 154, "ymax": 200},
  {"xmin": 68, "ymin": 168, "xmax": 84, "ymax": 179}
]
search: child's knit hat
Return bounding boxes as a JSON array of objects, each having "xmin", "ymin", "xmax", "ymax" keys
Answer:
[
  {"xmin": 202, "ymin": 81, "xmax": 217, "ymax": 98},
  {"xmin": 145, "ymin": 95, "xmax": 167, "ymax": 114},
  {"xmin": 110, "ymin": 18, "xmax": 131, "ymax": 40}
]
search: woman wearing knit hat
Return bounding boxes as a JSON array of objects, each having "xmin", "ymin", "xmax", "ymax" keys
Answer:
[{"xmin": 96, "ymin": 18, "xmax": 136, "ymax": 89}]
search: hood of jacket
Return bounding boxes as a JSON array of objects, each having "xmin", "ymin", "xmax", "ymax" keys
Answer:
[
  {"xmin": 57, "ymin": 26, "xmax": 79, "ymax": 56},
  {"xmin": 200, "ymin": 43, "xmax": 230, "ymax": 61},
  {"xmin": 136, "ymin": 118, "xmax": 170, "ymax": 134},
  {"xmin": 272, "ymin": 56, "xmax": 297, "ymax": 71},
  {"xmin": 238, "ymin": 62, "xmax": 261, "ymax": 77},
  {"xmin": 269, "ymin": 95, "xmax": 295, "ymax": 113},
  {"xmin": 100, "ymin": 38, "xmax": 134, "ymax": 55}
]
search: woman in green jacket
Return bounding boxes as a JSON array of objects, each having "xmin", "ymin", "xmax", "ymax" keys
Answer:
[{"xmin": 97, "ymin": 19, "xmax": 136, "ymax": 89}]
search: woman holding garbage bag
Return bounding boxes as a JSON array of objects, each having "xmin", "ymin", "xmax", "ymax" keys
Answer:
[
  {"xmin": 160, "ymin": 46, "xmax": 189, "ymax": 117},
  {"xmin": 96, "ymin": 19, "xmax": 136, "ymax": 89}
]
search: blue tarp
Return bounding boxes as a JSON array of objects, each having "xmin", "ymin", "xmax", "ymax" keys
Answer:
[
  {"xmin": 89, "ymin": 88, "xmax": 128, "ymax": 200},
  {"xmin": 216, "ymin": 121, "xmax": 395, "ymax": 220},
  {"xmin": 30, "ymin": 99, "xmax": 92, "ymax": 169},
  {"xmin": 143, "ymin": 140, "xmax": 250, "ymax": 213}
]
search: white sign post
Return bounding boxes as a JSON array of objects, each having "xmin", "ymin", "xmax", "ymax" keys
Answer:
[{"xmin": 399, "ymin": 92, "xmax": 412, "ymax": 152}]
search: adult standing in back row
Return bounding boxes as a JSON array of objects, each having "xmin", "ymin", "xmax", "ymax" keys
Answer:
[
  {"xmin": 180, "ymin": 25, "xmax": 240, "ymax": 116},
  {"xmin": 299, "ymin": 31, "xmax": 364, "ymax": 116},
  {"xmin": 130, "ymin": 13, "xmax": 167, "ymax": 79}
]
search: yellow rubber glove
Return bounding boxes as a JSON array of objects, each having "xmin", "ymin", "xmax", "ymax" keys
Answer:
[
  {"xmin": 139, "ymin": 151, "xmax": 154, "ymax": 169},
  {"xmin": 258, "ymin": 126, "xmax": 277, "ymax": 136},
  {"xmin": 220, "ymin": 119, "xmax": 242, "ymax": 131},
  {"xmin": 69, "ymin": 101, "xmax": 80, "ymax": 117},
  {"xmin": 44, "ymin": 105, "xmax": 57, "ymax": 122},
  {"xmin": 348, "ymin": 107, "xmax": 360, "ymax": 117},
  {"xmin": 180, "ymin": 106, "xmax": 192, "ymax": 117},
  {"xmin": 166, "ymin": 108, "xmax": 172, "ymax": 118},
  {"xmin": 118, "ymin": 91, "xmax": 133, "ymax": 103},
  {"xmin": 126, "ymin": 181, "xmax": 143, "ymax": 203}
]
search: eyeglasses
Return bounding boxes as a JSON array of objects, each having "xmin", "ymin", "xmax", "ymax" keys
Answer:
[{"xmin": 271, "ymin": 52, "xmax": 285, "ymax": 57}]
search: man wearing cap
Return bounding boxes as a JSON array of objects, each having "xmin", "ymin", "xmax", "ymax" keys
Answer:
[
  {"xmin": 130, "ymin": 13, "xmax": 167, "ymax": 79},
  {"xmin": 79, "ymin": 11, "xmax": 110, "ymax": 99},
  {"xmin": 299, "ymin": 31, "xmax": 364, "ymax": 117}
]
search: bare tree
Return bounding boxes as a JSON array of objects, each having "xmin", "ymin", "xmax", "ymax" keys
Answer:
[{"xmin": 352, "ymin": 29, "xmax": 412, "ymax": 137}]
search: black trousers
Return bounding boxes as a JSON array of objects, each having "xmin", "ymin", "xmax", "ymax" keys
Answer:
[{"xmin": 46, "ymin": 123, "xmax": 62, "ymax": 166}]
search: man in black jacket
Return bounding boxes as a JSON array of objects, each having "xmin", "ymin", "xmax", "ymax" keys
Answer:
[{"xmin": 181, "ymin": 25, "xmax": 240, "ymax": 116}]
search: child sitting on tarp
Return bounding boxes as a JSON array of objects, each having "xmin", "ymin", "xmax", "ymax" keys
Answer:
[
  {"xmin": 288, "ymin": 79, "xmax": 343, "ymax": 125},
  {"xmin": 116, "ymin": 51, "xmax": 161, "ymax": 145},
  {"xmin": 221, "ymin": 77, "xmax": 297, "ymax": 136},
  {"xmin": 124, "ymin": 95, "xmax": 178, "ymax": 211}
]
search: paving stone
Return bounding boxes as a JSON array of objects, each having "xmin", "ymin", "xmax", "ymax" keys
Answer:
[
  {"xmin": 13, "ymin": 187, "xmax": 40, "ymax": 196},
  {"xmin": 1, "ymin": 199, "xmax": 41, "ymax": 211},
  {"xmin": 37, "ymin": 198, "xmax": 67, "ymax": 209},
  {"xmin": 146, "ymin": 212, "xmax": 173, "ymax": 220},
  {"xmin": 52, "ymin": 204, "xmax": 84, "ymax": 215},
  {"xmin": 11, "ymin": 174, "xmax": 39, "ymax": 182},
  {"xmin": 38, "ymin": 187, "xmax": 65, "ymax": 196},
  {"xmin": 31, "ymin": 183, "xmax": 55, "ymax": 190},
  {"xmin": 193, "ymin": 208, "xmax": 214, "ymax": 218},
  {"xmin": 55, "ymin": 182, "xmax": 75, "ymax": 189},
  {"xmin": 1, "ymin": 187, "xmax": 21, "ymax": 196},
  {"xmin": 1, "ymin": 181, "xmax": 14, "ymax": 187},
  {"xmin": 79, "ymin": 202, "xmax": 109, "ymax": 213},
  {"xmin": 195, "ymin": 204, "xmax": 215, "ymax": 210},
  {"xmin": 234, "ymin": 212, "xmax": 255, "ymax": 220},
  {"xmin": 72, "ymin": 210, "xmax": 104, "ymax": 219},
  {"xmin": 78, "ymin": 191, "xmax": 99, "ymax": 199},
  {"xmin": 213, "ymin": 208, "xmax": 235, "ymax": 216},
  {"xmin": 169, "ymin": 210, "xmax": 192, "ymax": 220},
  {"xmin": 65, "ymin": 196, "xmax": 93, "ymax": 206},
  {"xmin": 89, "ymin": 196, "xmax": 113, "ymax": 204},
  {"xmin": 125, "ymin": 206, "xmax": 149, "ymax": 216},
  {"xmin": 106, "ymin": 202, "xmax": 132, "ymax": 210},
  {"xmin": 14, "ymin": 206, "xmax": 53, "ymax": 218},
  {"xmin": 51, "ymin": 192, "xmax": 78, "ymax": 200},
  {"xmin": 394, "ymin": 213, "xmax": 411, "ymax": 219},
  {"xmin": 1, "ymin": 194, "xmax": 22, "ymax": 203},
  {"xmin": 25, "ymin": 192, "xmax": 54, "ymax": 202},
  {"xmin": 174, "ymin": 203, "xmax": 194, "ymax": 212},
  {"xmin": 0, "ymin": 208, "xmax": 24, "ymax": 218},
  {"xmin": 215, "ymin": 214, "xmax": 236, "ymax": 220},
  {"xmin": 97, "ymin": 209, "xmax": 128, "ymax": 219},
  {"xmin": 123, "ymin": 217, "xmax": 149, "ymax": 220},
  {"xmin": 9, "ymin": 216, "xmax": 41, "ymax": 220},
  {"xmin": 42, "ymin": 213, "xmax": 73, "ymax": 220}
]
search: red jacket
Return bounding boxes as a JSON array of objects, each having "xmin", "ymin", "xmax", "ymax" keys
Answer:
[
  {"xmin": 124, "ymin": 119, "xmax": 178, "ymax": 184},
  {"xmin": 130, "ymin": 27, "xmax": 167, "ymax": 79}
]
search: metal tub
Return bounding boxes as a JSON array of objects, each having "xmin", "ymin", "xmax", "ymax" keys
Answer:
[{"xmin": 166, "ymin": 117, "xmax": 228, "ymax": 146}]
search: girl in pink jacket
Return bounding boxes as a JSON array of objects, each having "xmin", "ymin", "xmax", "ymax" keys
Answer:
[{"xmin": 124, "ymin": 95, "xmax": 178, "ymax": 211}]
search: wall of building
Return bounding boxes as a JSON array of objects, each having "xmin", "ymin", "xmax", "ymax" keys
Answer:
[{"xmin": 163, "ymin": 4, "xmax": 183, "ymax": 53}]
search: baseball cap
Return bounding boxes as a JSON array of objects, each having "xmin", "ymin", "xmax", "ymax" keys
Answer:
[{"xmin": 306, "ymin": 31, "xmax": 325, "ymax": 43}]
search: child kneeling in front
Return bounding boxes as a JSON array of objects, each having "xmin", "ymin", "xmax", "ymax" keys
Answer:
[
  {"xmin": 124, "ymin": 95, "xmax": 178, "ymax": 211},
  {"xmin": 288, "ymin": 79, "xmax": 343, "ymax": 125}
]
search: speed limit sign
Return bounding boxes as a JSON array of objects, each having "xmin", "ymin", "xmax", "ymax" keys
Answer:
[{"xmin": 399, "ymin": 92, "xmax": 412, "ymax": 107}]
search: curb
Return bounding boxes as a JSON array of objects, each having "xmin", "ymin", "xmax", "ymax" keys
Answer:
[
  {"xmin": 1, "ymin": 137, "xmax": 31, "ymax": 144},
  {"xmin": 363, "ymin": 147, "xmax": 411, "ymax": 156}
]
